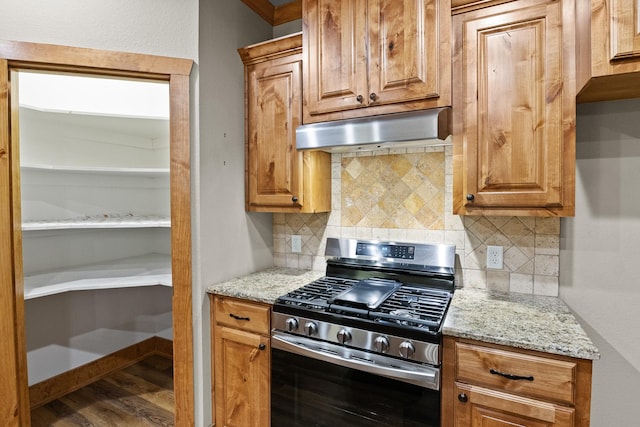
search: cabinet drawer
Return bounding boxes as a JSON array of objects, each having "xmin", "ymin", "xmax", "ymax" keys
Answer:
[
  {"xmin": 455, "ymin": 342, "xmax": 576, "ymax": 405},
  {"xmin": 214, "ymin": 296, "xmax": 270, "ymax": 335}
]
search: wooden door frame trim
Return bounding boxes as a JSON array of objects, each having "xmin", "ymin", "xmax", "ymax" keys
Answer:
[{"xmin": 0, "ymin": 40, "xmax": 194, "ymax": 426}]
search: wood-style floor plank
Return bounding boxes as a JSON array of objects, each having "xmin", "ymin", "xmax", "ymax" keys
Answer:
[{"xmin": 31, "ymin": 355, "xmax": 174, "ymax": 427}]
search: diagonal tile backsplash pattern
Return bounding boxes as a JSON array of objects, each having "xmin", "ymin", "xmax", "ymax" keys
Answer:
[
  {"xmin": 273, "ymin": 145, "xmax": 561, "ymax": 296},
  {"xmin": 341, "ymin": 153, "xmax": 445, "ymax": 229}
]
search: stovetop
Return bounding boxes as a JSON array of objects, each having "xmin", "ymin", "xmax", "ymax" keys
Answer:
[
  {"xmin": 272, "ymin": 238, "xmax": 456, "ymax": 364},
  {"xmin": 274, "ymin": 274, "xmax": 453, "ymax": 338}
]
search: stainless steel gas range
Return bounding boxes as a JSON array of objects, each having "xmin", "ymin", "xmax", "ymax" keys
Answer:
[{"xmin": 271, "ymin": 237, "xmax": 456, "ymax": 427}]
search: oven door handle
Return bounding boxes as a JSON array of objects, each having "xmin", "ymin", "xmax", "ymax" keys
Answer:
[{"xmin": 271, "ymin": 333, "xmax": 439, "ymax": 390}]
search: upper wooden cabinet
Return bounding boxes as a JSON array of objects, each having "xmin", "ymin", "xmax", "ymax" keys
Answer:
[
  {"xmin": 239, "ymin": 34, "xmax": 331, "ymax": 213},
  {"xmin": 452, "ymin": 0, "xmax": 576, "ymax": 217},
  {"xmin": 302, "ymin": 0, "xmax": 451, "ymax": 124},
  {"xmin": 576, "ymin": 0, "xmax": 640, "ymax": 102}
]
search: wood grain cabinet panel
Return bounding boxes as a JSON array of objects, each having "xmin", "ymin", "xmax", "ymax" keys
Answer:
[
  {"xmin": 211, "ymin": 295, "xmax": 271, "ymax": 427},
  {"xmin": 214, "ymin": 296, "xmax": 271, "ymax": 334},
  {"xmin": 453, "ymin": 382, "xmax": 575, "ymax": 427},
  {"xmin": 442, "ymin": 337, "xmax": 593, "ymax": 427},
  {"xmin": 609, "ymin": 0, "xmax": 640, "ymax": 61},
  {"xmin": 455, "ymin": 341, "xmax": 576, "ymax": 405},
  {"xmin": 239, "ymin": 34, "xmax": 331, "ymax": 213},
  {"xmin": 576, "ymin": 0, "xmax": 640, "ymax": 102},
  {"xmin": 452, "ymin": 0, "xmax": 576, "ymax": 216},
  {"xmin": 302, "ymin": 0, "xmax": 451, "ymax": 123}
]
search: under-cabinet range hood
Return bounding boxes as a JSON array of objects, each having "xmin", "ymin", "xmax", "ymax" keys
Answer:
[{"xmin": 296, "ymin": 107, "xmax": 452, "ymax": 153}]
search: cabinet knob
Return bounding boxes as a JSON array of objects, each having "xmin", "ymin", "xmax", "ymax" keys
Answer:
[
  {"xmin": 291, "ymin": 196, "xmax": 299, "ymax": 203},
  {"xmin": 458, "ymin": 393, "xmax": 468, "ymax": 403},
  {"xmin": 258, "ymin": 343, "xmax": 266, "ymax": 351},
  {"xmin": 356, "ymin": 94, "xmax": 364, "ymax": 103},
  {"xmin": 369, "ymin": 92, "xmax": 377, "ymax": 101},
  {"xmin": 466, "ymin": 194, "xmax": 475, "ymax": 201}
]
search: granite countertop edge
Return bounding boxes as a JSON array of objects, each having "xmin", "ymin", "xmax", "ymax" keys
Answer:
[
  {"xmin": 206, "ymin": 267, "xmax": 324, "ymax": 304},
  {"xmin": 207, "ymin": 268, "xmax": 600, "ymax": 361},
  {"xmin": 443, "ymin": 288, "xmax": 600, "ymax": 361}
]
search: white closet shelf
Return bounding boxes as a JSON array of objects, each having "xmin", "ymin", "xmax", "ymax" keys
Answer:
[
  {"xmin": 24, "ymin": 253, "xmax": 171, "ymax": 300},
  {"xmin": 22, "ymin": 214, "xmax": 170, "ymax": 231},
  {"xmin": 21, "ymin": 164, "xmax": 169, "ymax": 177}
]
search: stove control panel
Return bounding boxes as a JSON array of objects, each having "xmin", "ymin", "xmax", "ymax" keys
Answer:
[
  {"xmin": 272, "ymin": 313, "xmax": 440, "ymax": 366},
  {"xmin": 356, "ymin": 242, "xmax": 415, "ymax": 260}
]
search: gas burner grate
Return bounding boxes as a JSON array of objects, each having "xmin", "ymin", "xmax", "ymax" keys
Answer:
[
  {"xmin": 373, "ymin": 286, "xmax": 452, "ymax": 330},
  {"xmin": 276, "ymin": 276, "xmax": 356, "ymax": 310}
]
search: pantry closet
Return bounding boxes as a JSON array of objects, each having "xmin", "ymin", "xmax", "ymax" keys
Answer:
[
  {"xmin": 0, "ymin": 41, "xmax": 193, "ymax": 426},
  {"xmin": 19, "ymin": 71, "xmax": 173, "ymax": 387}
]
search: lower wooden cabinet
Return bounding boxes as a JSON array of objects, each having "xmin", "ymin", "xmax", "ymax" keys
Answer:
[
  {"xmin": 210, "ymin": 295, "xmax": 271, "ymax": 427},
  {"xmin": 442, "ymin": 336, "xmax": 593, "ymax": 427},
  {"xmin": 453, "ymin": 383, "xmax": 575, "ymax": 427}
]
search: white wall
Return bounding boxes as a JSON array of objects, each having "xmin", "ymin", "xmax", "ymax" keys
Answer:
[
  {"xmin": 0, "ymin": 0, "xmax": 202, "ymax": 419},
  {"xmin": 197, "ymin": 2, "xmax": 274, "ymax": 425},
  {"xmin": 560, "ymin": 98, "xmax": 640, "ymax": 426},
  {"xmin": 0, "ymin": 0, "xmax": 197, "ymax": 59}
]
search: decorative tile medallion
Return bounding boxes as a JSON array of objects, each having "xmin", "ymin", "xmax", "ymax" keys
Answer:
[{"xmin": 341, "ymin": 152, "xmax": 445, "ymax": 229}]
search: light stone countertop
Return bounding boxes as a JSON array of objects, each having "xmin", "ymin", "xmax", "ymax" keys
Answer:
[
  {"xmin": 207, "ymin": 268, "xmax": 600, "ymax": 360},
  {"xmin": 206, "ymin": 267, "xmax": 324, "ymax": 304},
  {"xmin": 443, "ymin": 288, "xmax": 600, "ymax": 360}
]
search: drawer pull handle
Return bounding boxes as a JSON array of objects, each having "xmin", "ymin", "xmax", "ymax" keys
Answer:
[
  {"xmin": 458, "ymin": 393, "xmax": 468, "ymax": 403},
  {"xmin": 259, "ymin": 343, "xmax": 266, "ymax": 350},
  {"xmin": 490, "ymin": 368, "xmax": 534, "ymax": 381},
  {"xmin": 229, "ymin": 313, "xmax": 251, "ymax": 321}
]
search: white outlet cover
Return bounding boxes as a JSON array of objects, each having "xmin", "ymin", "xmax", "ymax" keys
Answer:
[
  {"xmin": 291, "ymin": 235, "xmax": 302, "ymax": 253},
  {"xmin": 486, "ymin": 245, "xmax": 503, "ymax": 269}
]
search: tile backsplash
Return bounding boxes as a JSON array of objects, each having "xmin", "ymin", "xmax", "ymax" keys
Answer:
[{"xmin": 273, "ymin": 144, "xmax": 560, "ymax": 296}]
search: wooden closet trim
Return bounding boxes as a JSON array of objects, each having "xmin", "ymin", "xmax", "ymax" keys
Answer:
[{"xmin": 0, "ymin": 40, "xmax": 194, "ymax": 427}]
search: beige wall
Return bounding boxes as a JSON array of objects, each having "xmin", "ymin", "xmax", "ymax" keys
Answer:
[
  {"xmin": 275, "ymin": 145, "xmax": 562, "ymax": 296},
  {"xmin": 560, "ymin": 98, "xmax": 640, "ymax": 426},
  {"xmin": 198, "ymin": 2, "xmax": 275, "ymax": 425}
]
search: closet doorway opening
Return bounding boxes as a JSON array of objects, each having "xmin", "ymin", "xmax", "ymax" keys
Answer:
[
  {"xmin": 0, "ymin": 42, "xmax": 193, "ymax": 426},
  {"xmin": 17, "ymin": 71, "xmax": 175, "ymax": 422}
]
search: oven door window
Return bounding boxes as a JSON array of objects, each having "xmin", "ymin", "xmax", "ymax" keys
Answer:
[{"xmin": 271, "ymin": 348, "xmax": 440, "ymax": 427}]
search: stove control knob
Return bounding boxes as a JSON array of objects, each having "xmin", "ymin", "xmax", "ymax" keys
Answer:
[
  {"xmin": 374, "ymin": 336, "xmax": 390, "ymax": 353},
  {"xmin": 337, "ymin": 329, "xmax": 352, "ymax": 344},
  {"xmin": 399, "ymin": 341, "xmax": 415, "ymax": 359},
  {"xmin": 304, "ymin": 321, "xmax": 318, "ymax": 336},
  {"xmin": 285, "ymin": 318, "xmax": 299, "ymax": 332}
]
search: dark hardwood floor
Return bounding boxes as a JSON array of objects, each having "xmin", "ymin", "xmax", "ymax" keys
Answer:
[{"xmin": 30, "ymin": 355, "xmax": 174, "ymax": 427}]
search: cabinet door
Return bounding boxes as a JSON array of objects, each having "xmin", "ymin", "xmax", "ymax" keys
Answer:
[
  {"xmin": 368, "ymin": 0, "xmax": 443, "ymax": 106},
  {"xmin": 247, "ymin": 55, "xmax": 303, "ymax": 209},
  {"xmin": 214, "ymin": 325, "xmax": 270, "ymax": 427},
  {"xmin": 303, "ymin": 0, "xmax": 368, "ymax": 115},
  {"xmin": 454, "ymin": 383, "xmax": 575, "ymax": 427},
  {"xmin": 453, "ymin": 0, "xmax": 575, "ymax": 216},
  {"xmin": 610, "ymin": 0, "xmax": 640, "ymax": 61}
]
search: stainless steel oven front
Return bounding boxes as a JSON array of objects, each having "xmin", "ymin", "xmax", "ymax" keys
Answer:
[
  {"xmin": 270, "ymin": 238, "xmax": 455, "ymax": 427},
  {"xmin": 271, "ymin": 332, "xmax": 441, "ymax": 427}
]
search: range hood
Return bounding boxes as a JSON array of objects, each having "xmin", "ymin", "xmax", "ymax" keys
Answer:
[{"xmin": 296, "ymin": 107, "xmax": 451, "ymax": 153}]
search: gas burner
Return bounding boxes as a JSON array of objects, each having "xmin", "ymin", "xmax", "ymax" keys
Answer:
[{"xmin": 389, "ymin": 308, "xmax": 417, "ymax": 319}]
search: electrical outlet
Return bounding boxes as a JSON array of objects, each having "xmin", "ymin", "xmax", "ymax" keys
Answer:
[
  {"xmin": 291, "ymin": 235, "xmax": 302, "ymax": 253},
  {"xmin": 486, "ymin": 245, "xmax": 503, "ymax": 269}
]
